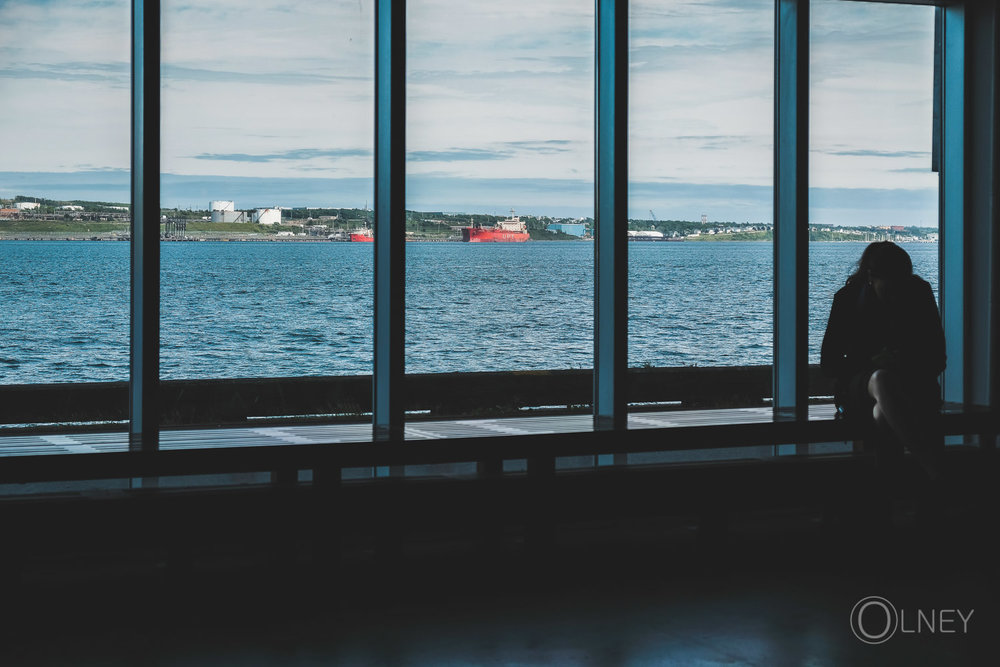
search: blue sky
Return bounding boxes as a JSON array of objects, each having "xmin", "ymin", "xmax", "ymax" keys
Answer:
[{"xmin": 0, "ymin": 0, "xmax": 938, "ymax": 226}]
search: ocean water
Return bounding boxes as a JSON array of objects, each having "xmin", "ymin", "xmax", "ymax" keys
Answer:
[{"xmin": 0, "ymin": 240, "xmax": 938, "ymax": 384}]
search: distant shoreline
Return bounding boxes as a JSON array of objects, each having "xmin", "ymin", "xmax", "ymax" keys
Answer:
[{"xmin": 0, "ymin": 235, "xmax": 938, "ymax": 243}]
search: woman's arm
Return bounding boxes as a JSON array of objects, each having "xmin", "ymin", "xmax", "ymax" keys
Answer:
[
  {"xmin": 894, "ymin": 278, "xmax": 946, "ymax": 377},
  {"xmin": 916, "ymin": 279, "xmax": 946, "ymax": 376},
  {"xmin": 821, "ymin": 289, "xmax": 850, "ymax": 379}
]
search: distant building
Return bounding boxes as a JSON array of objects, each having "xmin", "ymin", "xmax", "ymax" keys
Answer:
[
  {"xmin": 890, "ymin": 225, "xmax": 905, "ymax": 232},
  {"xmin": 547, "ymin": 222, "xmax": 587, "ymax": 237},
  {"xmin": 58, "ymin": 205, "xmax": 84, "ymax": 211},
  {"xmin": 0, "ymin": 208, "xmax": 19, "ymax": 218},
  {"xmin": 14, "ymin": 201, "xmax": 39, "ymax": 210},
  {"xmin": 253, "ymin": 208, "xmax": 281, "ymax": 225}
]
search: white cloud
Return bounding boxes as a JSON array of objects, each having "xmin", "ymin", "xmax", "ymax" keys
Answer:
[
  {"xmin": 158, "ymin": 0, "xmax": 374, "ymax": 180},
  {"xmin": 629, "ymin": 0, "xmax": 773, "ymax": 191},
  {"xmin": 810, "ymin": 0, "xmax": 937, "ymax": 192},
  {"xmin": 404, "ymin": 0, "xmax": 594, "ymax": 188},
  {"xmin": 0, "ymin": 0, "xmax": 130, "ymax": 172}
]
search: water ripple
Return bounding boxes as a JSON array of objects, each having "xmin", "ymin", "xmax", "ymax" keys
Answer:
[{"xmin": 0, "ymin": 240, "xmax": 939, "ymax": 383}]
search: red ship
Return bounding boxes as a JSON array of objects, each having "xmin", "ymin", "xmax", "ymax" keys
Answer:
[
  {"xmin": 349, "ymin": 226, "xmax": 373, "ymax": 242},
  {"xmin": 461, "ymin": 209, "xmax": 529, "ymax": 242}
]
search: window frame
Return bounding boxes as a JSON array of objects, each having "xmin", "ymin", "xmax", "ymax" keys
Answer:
[{"xmin": 117, "ymin": 0, "xmax": 993, "ymax": 458}]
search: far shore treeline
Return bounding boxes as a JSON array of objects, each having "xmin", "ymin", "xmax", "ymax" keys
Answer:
[{"xmin": 0, "ymin": 195, "xmax": 938, "ymax": 243}]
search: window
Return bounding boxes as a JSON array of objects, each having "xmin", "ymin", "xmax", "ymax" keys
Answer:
[
  {"xmin": 159, "ymin": 0, "xmax": 374, "ymax": 427},
  {"xmin": 1, "ymin": 0, "xmax": 991, "ymax": 475},
  {"xmin": 404, "ymin": 0, "xmax": 595, "ymax": 426},
  {"xmin": 0, "ymin": 0, "xmax": 130, "ymax": 429},
  {"xmin": 809, "ymin": 0, "xmax": 939, "ymax": 378},
  {"xmin": 629, "ymin": 0, "xmax": 774, "ymax": 376},
  {"xmin": 624, "ymin": 0, "xmax": 777, "ymax": 465}
]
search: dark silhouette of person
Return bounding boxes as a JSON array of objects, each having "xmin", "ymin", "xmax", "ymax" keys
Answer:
[{"xmin": 821, "ymin": 241, "xmax": 946, "ymax": 480}]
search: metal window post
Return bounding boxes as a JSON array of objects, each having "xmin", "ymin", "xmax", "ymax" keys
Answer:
[
  {"xmin": 940, "ymin": 5, "xmax": 965, "ymax": 408},
  {"xmin": 373, "ymin": 0, "xmax": 406, "ymax": 442},
  {"xmin": 130, "ymin": 0, "xmax": 160, "ymax": 453},
  {"xmin": 594, "ymin": 0, "xmax": 629, "ymax": 434},
  {"xmin": 773, "ymin": 0, "xmax": 809, "ymax": 422}
]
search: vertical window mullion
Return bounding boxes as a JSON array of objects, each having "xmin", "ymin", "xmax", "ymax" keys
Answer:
[
  {"xmin": 594, "ymin": 0, "xmax": 628, "ymax": 433},
  {"xmin": 374, "ymin": 0, "xmax": 406, "ymax": 441},
  {"xmin": 940, "ymin": 4, "xmax": 965, "ymax": 408},
  {"xmin": 773, "ymin": 0, "xmax": 808, "ymax": 422},
  {"xmin": 130, "ymin": 0, "xmax": 160, "ymax": 452}
]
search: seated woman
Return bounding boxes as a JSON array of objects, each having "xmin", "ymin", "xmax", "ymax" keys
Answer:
[{"xmin": 820, "ymin": 241, "xmax": 946, "ymax": 479}]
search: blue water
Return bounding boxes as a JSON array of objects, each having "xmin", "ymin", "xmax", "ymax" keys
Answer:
[{"xmin": 0, "ymin": 240, "xmax": 938, "ymax": 384}]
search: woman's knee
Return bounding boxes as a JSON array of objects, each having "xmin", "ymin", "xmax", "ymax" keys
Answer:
[{"xmin": 867, "ymin": 368, "xmax": 900, "ymax": 400}]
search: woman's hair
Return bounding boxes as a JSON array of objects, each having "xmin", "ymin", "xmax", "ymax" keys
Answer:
[{"xmin": 846, "ymin": 241, "xmax": 913, "ymax": 286}]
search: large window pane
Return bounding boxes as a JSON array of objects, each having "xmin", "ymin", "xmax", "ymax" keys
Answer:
[
  {"xmin": 404, "ymin": 0, "xmax": 595, "ymax": 451},
  {"xmin": 159, "ymin": 1, "xmax": 374, "ymax": 427},
  {"xmin": 628, "ymin": 0, "xmax": 774, "ymax": 427},
  {"xmin": 809, "ymin": 0, "xmax": 939, "ymax": 394},
  {"xmin": 0, "ymin": 0, "xmax": 130, "ymax": 430}
]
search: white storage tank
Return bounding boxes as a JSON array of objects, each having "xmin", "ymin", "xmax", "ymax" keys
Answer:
[
  {"xmin": 210, "ymin": 200, "xmax": 235, "ymax": 212},
  {"xmin": 253, "ymin": 208, "xmax": 281, "ymax": 225},
  {"xmin": 211, "ymin": 209, "xmax": 246, "ymax": 223}
]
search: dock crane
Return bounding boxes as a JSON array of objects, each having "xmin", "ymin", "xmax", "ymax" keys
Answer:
[{"xmin": 649, "ymin": 210, "xmax": 657, "ymax": 222}]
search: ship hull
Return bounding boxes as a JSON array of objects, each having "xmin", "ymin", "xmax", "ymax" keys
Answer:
[
  {"xmin": 349, "ymin": 233, "xmax": 374, "ymax": 242},
  {"xmin": 461, "ymin": 228, "xmax": 529, "ymax": 242}
]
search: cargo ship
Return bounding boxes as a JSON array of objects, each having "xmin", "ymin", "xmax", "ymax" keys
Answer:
[
  {"xmin": 349, "ymin": 225, "xmax": 373, "ymax": 242},
  {"xmin": 461, "ymin": 209, "xmax": 529, "ymax": 242}
]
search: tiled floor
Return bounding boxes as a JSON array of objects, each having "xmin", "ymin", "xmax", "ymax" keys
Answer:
[{"xmin": 0, "ymin": 404, "xmax": 839, "ymax": 456}]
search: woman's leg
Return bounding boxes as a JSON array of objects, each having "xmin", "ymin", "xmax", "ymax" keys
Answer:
[{"xmin": 868, "ymin": 369, "xmax": 940, "ymax": 479}]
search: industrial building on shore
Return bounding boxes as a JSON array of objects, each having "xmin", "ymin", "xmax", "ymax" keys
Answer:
[{"xmin": 209, "ymin": 200, "xmax": 281, "ymax": 225}]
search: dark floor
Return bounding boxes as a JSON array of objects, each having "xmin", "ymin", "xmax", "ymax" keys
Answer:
[{"xmin": 0, "ymin": 502, "xmax": 995, "ymax": 667}]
